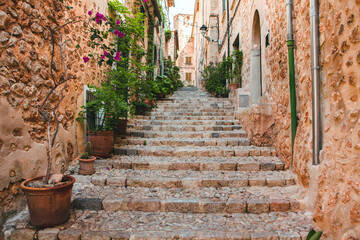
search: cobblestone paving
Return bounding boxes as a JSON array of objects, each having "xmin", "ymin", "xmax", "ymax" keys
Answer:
[{"xmin": 3, "ymin": 87, "xmax": 313, "ymax": 239}]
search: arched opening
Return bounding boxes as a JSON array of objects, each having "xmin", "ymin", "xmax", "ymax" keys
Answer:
[{"xmin": 250, "ymin": 10, "xmax": 262, "ymax": 104}]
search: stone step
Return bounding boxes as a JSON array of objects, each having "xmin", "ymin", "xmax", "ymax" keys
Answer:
[
  {"xmin": 128, "ymin": 124, "xmax": 243, "ymax": 132},
  {"xmin": 73, "ymin": 169, "xmax": 296, "ymax": 189},
  {"xmin": 149, "ymin": 115, "xmax": 236, "ymax": 120},
  {"xmin": 115, "ymin": 138, "xmax": 250, "ymax": 147},
  {"xmin": 114, "ymin": 146, "xmax": 275, "ymax": 157},
  {"xmin": 155, "ymin": 105, "xmax": 235, "ymax": 110},
  {"xmin": 149, "ymin": 112, "xmax": 234, "ymax": 117},
  {"xmin": 6, "ymin": 210, "xmax": 313, "ymax": 240},
  {"xmin": 127, "ymin": 130, "xmax": 247, "ymax": 138},
  {"xmin": 72, "ymin": 183, "xmax": 306, "ymax": 214},
  {"xmin": 128, "ymin": 119, "xmax": 240, "ymax": 126},
  {"xmin": 152, "ymin": 108, "xmax": 234, "ymax": 113},
  {"xmin": 90, "ymin": 156, "xmax": 285, "ymax": 172}
]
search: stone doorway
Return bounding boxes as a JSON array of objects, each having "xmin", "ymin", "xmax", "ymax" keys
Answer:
[{"xmin": 250, "ymin": 10, "xmax": 262, "ymax": 105}]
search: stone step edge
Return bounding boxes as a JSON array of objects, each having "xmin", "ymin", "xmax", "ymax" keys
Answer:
[
  {"xmin": 73, "ymin": 197, "xmax": 303, "ymax": 214},
  {"xmin": 94, "ymin": 159, "xmax": 285, "ymax": 172},
  {"xmin": 86, "ymin": 174, "xmax": 296, "ymax": 188},
  {"xmin": 114, "ymin": 148, "xmax": 276, "ymax": 158},
  {"xmin": 10, "ymin": 228, "xmax": 309, "ymax": 240},
  {"xmin": 114, "ymin": 139, "xmax": 251, "ymax": 147}
]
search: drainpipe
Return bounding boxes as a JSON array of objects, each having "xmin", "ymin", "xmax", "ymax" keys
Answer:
[
  {"xmin": 226, "ymin": 0, "xmax": 230, "ymax": 58},
  {"xmin": 310, "ymin": 0, "xmax": 321, "ymax": 165},
  {"xmin": 286, "ymin": 0, "xmax": 297, "ymax": 168}
]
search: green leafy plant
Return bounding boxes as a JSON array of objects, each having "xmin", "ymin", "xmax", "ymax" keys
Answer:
[
  {"xmin": 307, "ymin": 229, "xmax": 323, "ymax": 240},
  {"xmin": 165, "ymin": 29, "xmax": 172, "ymax": 41},
  {"xmin": 231, "ymin": 50, "xmax": 243, "ymax": 85}
]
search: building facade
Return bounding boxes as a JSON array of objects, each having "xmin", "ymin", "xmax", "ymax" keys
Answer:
[
  {"xmin": 174, "ymin": 14, "xmax": 196, "ymax": 86},
  {"xmin": 0, "ymin": 0, "xmax": 173, "ymax": 226},
  {"xmin": 192, "ymin": 0, "xmax": 360, "ymax": 238}
]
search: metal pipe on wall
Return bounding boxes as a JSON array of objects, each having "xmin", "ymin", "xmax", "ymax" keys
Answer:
[
  {"xmin": 310, "ymin": 0, "xmax": 322, "ymax": 165},
  {"xmin": 285, "ymin": 0, "xmax": 297, "ymax": 168}
]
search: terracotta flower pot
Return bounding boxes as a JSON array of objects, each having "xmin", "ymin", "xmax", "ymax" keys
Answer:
[
  {"xmin": 229, "ymin": 83, "xmax": 239, "ymax": 91},
  {"xmin": 144, "ymin": 99, "xmax": 155, "ymax": 106},
  {"xmin": 78, "ymin": 156, "xmax": 97, "ymax": 175},
  {"xmin": 88, "ymin": 131, "xmax": 114, "ymax": 156},
  {"xmin": 21, "ymin": 175, "xmax": 75, "ymax": 228},
  {"xmin": 116, "ymin": 119, "xmax": 128, "ymax": 136}
]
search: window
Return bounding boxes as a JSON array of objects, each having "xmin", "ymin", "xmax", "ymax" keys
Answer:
[
  {"xmin": 222, "ymin": 0, "xmax": 226, "ymax": 12},
  {"xmin": 186, "ymin": 73, "xmax": 192, "ymax": 81},
  {"xmin": 185, "ymin": 57, "xmax": 192, "ymax": 65}
]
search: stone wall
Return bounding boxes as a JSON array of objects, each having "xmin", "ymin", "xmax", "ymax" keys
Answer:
[
  {"xmin": 199, "ymin": 0, "xmax": 360, "ymax": 237},
  {"xmin": 0, "ymin": 0, "xmax": 108, "ymax": 226}
]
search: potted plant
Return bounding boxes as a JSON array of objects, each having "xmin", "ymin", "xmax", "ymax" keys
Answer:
[
  {"xmin": 229, "ymin": 50, "xmax": 243, "ymax": 91},
  {"xmin": 78, "ymin": 142, "xmax": 97, "ymax": 175},
  {"xmin": 20, "ymin": 8, "xmax": 79, "ymax": 227}
]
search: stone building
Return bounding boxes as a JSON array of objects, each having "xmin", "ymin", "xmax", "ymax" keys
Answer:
[
  {"xmin": 0, "ymin": 0, "xmax": 172, "ymax": 227},
  {"xmin": 174, "ymin": 14, "xmax": 196, "ymax": 85},
  {"xmin": 192, "ymin": 0, "xmax": 360, "ymax": 238}
]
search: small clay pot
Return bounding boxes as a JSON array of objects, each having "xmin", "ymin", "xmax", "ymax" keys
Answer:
[
  {"xmin": 78, "ymin": 156, "xmax": 96, "ymax": 175},
  {"xmin": 229, "ymin": 83, "xmax": 239, "ymax": 91},
  {"xmin": 21, "ymin": 175, "xmax": 75, "ymax": 228}
]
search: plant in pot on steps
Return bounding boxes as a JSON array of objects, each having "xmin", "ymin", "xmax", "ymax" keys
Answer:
[
  {"xmin": 229, "ymin": 50, "xmax": 243, "ymax": 91},
  {"xmin": 78, "ymin": 142, "xmax": 97, "ymax": 175},
  {"xmin": 20, "ymin": 11, "xmax": 81, "ymax": 227}
]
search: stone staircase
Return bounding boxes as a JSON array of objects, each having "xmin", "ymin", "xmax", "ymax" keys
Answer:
[{"xmin": 3, "ymin": 87, "xmax": 313, "ymax": 240}]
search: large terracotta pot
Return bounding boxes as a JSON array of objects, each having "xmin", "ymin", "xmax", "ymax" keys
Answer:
[
  {"xmin": 78, "ymin": 156, "xmax": 97, "ymax": 175},
  {"xmin": 116, "ymin": 119, "xmax": 128, "ymax": 136},
  {"xmin": 88, "ymin": 131, "xmax": 114, "ymax": 156},
  {"xmin": 21, "ymin": 175, "xmax": 75, "ymax": 228},
  {"xmin": 229, "ymin": 83, "xmax": 239, "ymax": 91}
]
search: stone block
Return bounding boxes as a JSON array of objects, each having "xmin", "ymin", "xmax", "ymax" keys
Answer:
[
  {"xmin": 131, "ymin": 162, "xmax": 150, "ymax": 170},
  {"xmin": 72, "ymin": 198, "xmax": 103, "ymax": 210},
  {"xmin": 181, "ymin": 178, "xmax": 201, "ymax": 188},
  {"xmin": 269, "ymin": 199, "xmax": 290, "ymax": 212},
  {"xmin": 202, "ymin": 200, "xmax": 226, "ymax": 213},
  {"xmin": 110, "ymin": 231, "xmax": 131, "ymax": 240},
  {"xmin": 10, "ymin": 229, "xmax": 35, "ymax": 240},
  {"xmin": 169, "ymin": 162, "xmax": 200, "ymax": 171},
  {"xmin": 278, "ymin": 232, "xmax": 301, "ymax": 240},
  {"xmin": 237, "ymin": 162, "xmax": 260, "ymax": 171},
  {"xmin": 91, "ymin": 175, "xmax": 107, "ymax": 186},
  {"xmin": 127, "ymin": 199, "xmax": 161, "ymax": 212},
  {"xmin": 107, "ymin": 177, "xmax": 126, "ymax": 187},
  {"xmin": 226, "ymin": 199, "xmax": 246, "ymax": 213},
  {"xmin": 235, "ymin": 150, "xmax": 249, "ymax": 157},
  {"xmin": 58, "ymin": 228, "xmax": 82, "ymax": 240},
  {"xmin": 102, "ymin": 198, "xmax": 125, "ymax": 211},
  {"xmin": 225, "ymin": 232, "xmax": 251, "ymax": 239},
  {"xmin": 38, "ymin": 228, "xmax": 59, "ymax": 240},
  {"xmin": 113, "ymin": 161, "xmax": 132, "ymax": 170},
  {"xmin": 247, "ymin": 199, "xmax": 269, "ymax": 214},
  {"xmin": 82, "ymin": 231, "xmax": 111, "ymax": 240},
  {"xmin": 260, "ymin": 163, "xmax": 276, "ymax": 171},
  {"xmin": 164, "ymin": 199, "xmax": 201, "ymax": 213},
  {"xmin": 201, "ymin": 162, "xmax": 221, "ymax": 171},
  {"xmin": 239, "ymin": 95, "xmax": 250, "ymax": 108},
  {"xmin": 250, "ymin": 232, "xmax": 278, "ymax": 240},
  {"xmin": 267, "ymin": 178, "xmax": 285, "ymax": 187},
  {"xmin": 249, "ymin": 178, "xmax": 266, "ymax": 186},
  {"xmin": 131, "ymin": 231, "xmax": 173, "ymax": 239},
  {"xmin": 219, "ymin": 162, "xmax": 237, "ymax": 171}
]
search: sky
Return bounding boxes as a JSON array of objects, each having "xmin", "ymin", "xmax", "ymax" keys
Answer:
[{"xmin": 169, "ymin": 0, "xmax": 195, "ymax": 28}]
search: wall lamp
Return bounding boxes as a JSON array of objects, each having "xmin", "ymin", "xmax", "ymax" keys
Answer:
[{"xmin": 200, "ymin": 24, "xmax": 221, "ymax": 45}]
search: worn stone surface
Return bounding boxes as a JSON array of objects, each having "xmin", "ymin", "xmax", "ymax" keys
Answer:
[{"xmin": 38, "ymin": 228, "xmax": 59, "ymax": 240}]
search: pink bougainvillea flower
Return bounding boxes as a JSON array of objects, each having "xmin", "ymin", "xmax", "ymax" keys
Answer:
[
  {"xmin": 118, "ymin": 32, "xmax": 125, "ymax": 38},
  {"xmin": 88, "ymin": 10, "xmax": 92, "ymax": 16},
  {"xmin": 83, "ymin": 56, "xmax": 89, "ymax": 63},
  {"xmin": 114, "ymin": 30, "xmax": 120, "ymax": 36},
  {"xmin": 105, "ymin": 167, "xmax": 110, "ymax": 171},
  {"xmin": 104, "ymin": 51, "xmax": 108, "ymax": 56},
  {"xmin": 96, "ymin": 12, "xmax": 102, "ymax": 18},
  {"xmin": 95, "ymin": 18, "xmax": 101, "ymax": 24},
  {"xmin": 101, "ymin": 55, "xmax": 105, "ymax": 60},
  {"xmin": 144, "ymin": 0, "xmax": 148, "ymax": 2},
  {"xmin": 116, "ymin": 20, "xmax": 121, "ymax": 25},
  {"xmin": 114, "ymin": 52, "xmax": 121, "ymax": 61}
]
